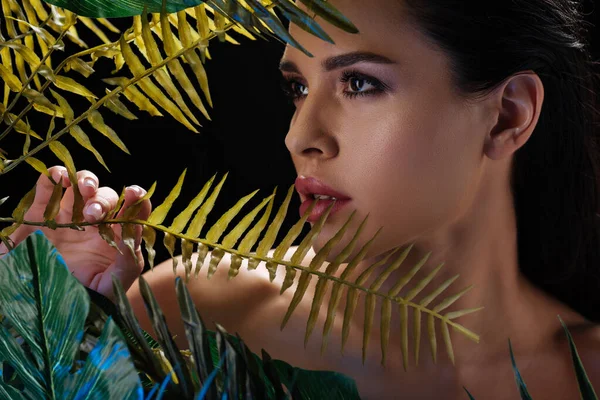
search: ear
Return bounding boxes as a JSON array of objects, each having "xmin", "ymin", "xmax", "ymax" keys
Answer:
[{"xmin": 483, "ymin": 72, "xmax": 544, "ymax": 160}]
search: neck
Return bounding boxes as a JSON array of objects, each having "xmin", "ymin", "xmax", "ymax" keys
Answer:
[{"xmin": 347, "ymin": 159, "xmax": 574, "ymax": 372}]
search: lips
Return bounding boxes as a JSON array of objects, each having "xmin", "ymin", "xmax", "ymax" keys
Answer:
[{"xmin": 295, "ymin": 176, "xmax": 352, "ymax": 223}]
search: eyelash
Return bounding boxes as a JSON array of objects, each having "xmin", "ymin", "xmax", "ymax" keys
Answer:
[{"xmin": 280, "ymin": 69, "xmax": 387, "ymax": 103}]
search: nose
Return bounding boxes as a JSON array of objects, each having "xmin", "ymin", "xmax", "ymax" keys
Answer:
[{"xmin": 284, "ymin": 90, "xmax": 339, "ymax": 161}]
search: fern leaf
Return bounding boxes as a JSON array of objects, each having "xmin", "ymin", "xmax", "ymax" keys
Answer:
[
  {"xmin": 1, "ymin": 185, "xmax": 36, "ymax": 238},
  {"xmin": 119, "ymin": 35, "xmax": 198, "ymax": 132},
  {"xmin": 441, "ymin": 320, "xmax": 455, "ymax": 365},
  {"xmin": 3, "ymin": 111, "xmax": 42, "ymax": 139},
  {"xmin": 445, "ymin": 307, "xmax": 485, "ymax": 320},
  {"xmin": 265, "ymin": 198, "xmax": 316, "ymax": 283},
  {"xmin": 228, "ymin": 188, "xmax": 277, "ymax": 279},
  {"xmin": 148, "ymin": 169, "xmax": 187, "ymax": 225},
  {"xmin": 53, "ymin": 75, "xmax": 97, "ymax": 98},
  {"xmin": 140, "ymin": 9, "xmax": 201, "ymax": 126},
  {"xmin": 70, "ymin": 125, "xmax": 110, "ymax": 171},
  {"xmin": 318, "ymin": 214, "xmax": 367, "ymax": 353},
  {"xmin": 42, "ymin": 176, "xmax": 62, "ymax": 224},
  {"xmin": 205, "ymin": 189, "xmax": 259, "ymax": 244},
  {"xmin": 24, "ymin": 156, "xmax": 49, "ymax": 176},
  {"xmin": 205, "ymin": 189, "xmax": 260, "ymax": 278},
  {"xmin": 175, "ymin": 10, "xmax": 213, "ymax": 107},
  {"xmin": 414, "ymin": 308, "xmax": 422, "ymax": 366},
  {"xmin": 47, "ymin": 140, "xmax": 84, "ymax": 222},
  {"xmin": 249, "ymin": 185, "xmax": 294, "ymax": 270},
  {"xmin": 1, "ymin": 42, "xmax": 55, "ymax": 81},
  {"xmin": 428, "ymin": 313, "xmax": 437, "ymax": 364},
  {"xmin": 432, "ymin": 285, "xmax": 473, "ymax": 314},
  {"xmin": 399, "ymin": 302, "xmax": 409, "ymax": 370},
  {"xmin": 170, "ymin": 173, "xmax": 216, "ymax": 233},
  {"xmin": 186, "ymin": 172, "xmax": 228, "ymax": 237},
  {"xmin": 103, "ymin": 88, "xmax": 138, "ymax": 120},
  {"xmin": 104, "ymin": 77, "xmax": 164, "ymax": 117},
  {"xmin": 52, "ymin": 87, "xmax": 109, "ymax": 170},
  {"xmin": 87, "ymin": 109, "xmax": 130, "ymax": 154},
  {"xmin": 78, "ymin": 16, "xmax": 113, "ymax": 44},
  {"xmin": 67, "ymin": 58, "xmax": 95, "ymax": 78},
  {"xmin": 221, "ymin": 193, "xmax": 273, "ymax": 249},
  {"xmin": 341, "ymin": 245, "xmax": 396, "ymax": 353},
  {"xmin": 22, "ymin": 88, "xmax": 59, "ymax": 115},
  {"xmin": 159, "ymin": 9, "xmax": 211, "ymax": 119},
  {"xmin": 1, "ymin": 0, "xmax": 19, "ymax": 38},
  {"xmin": 98, "ymin": 17, "xmax": 120, "ymax": 33},
  {"xmin": 0, "ymin": 64, "xmax": 23, "ymax": 92},
  {"xmin": 380, "ymin": 298, "xmax": 392, "ymax": 366},
  {"xmin": 219, "ymin": 193, "xmax": 273, "ymax": 279},
  {"xmin": 98, "ymin": 224, "xmax": 121, "ymax": 253},
  {"xmin": 290, "ymin": 209, "xmax": 364, "ymax": 328},
  {"xmin": 406, "ymin": 263, "xmax": 445, "ymax": 304}
]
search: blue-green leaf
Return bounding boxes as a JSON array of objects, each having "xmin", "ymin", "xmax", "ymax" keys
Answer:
[
  {"xmin": 558, "ymin": 315, "xmax": 599, "ymax": 400},
  {"xmin": 0, "ymin": 231, "xmax": 143, "ymax": 399},
  {"xmin": 508, "ymin": 338, "xmax": 533, "ymax": 400},
  {"xmin": 463, "ymin": 386, "xmax": 476, "ymax": 400}
]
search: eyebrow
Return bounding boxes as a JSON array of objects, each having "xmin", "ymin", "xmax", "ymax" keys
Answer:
[{"xmin": 278, "ymin": 51, "xmax": 396, "ymax": 74}]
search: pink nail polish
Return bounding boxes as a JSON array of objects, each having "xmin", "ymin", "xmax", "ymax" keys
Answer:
[
  {"xmin": 84, "ymin": 203, "xmax": 105, "ymax": 220},
  {"xmin": 83, "ymin": 178, "xmax": 97, "ymax": 190}
]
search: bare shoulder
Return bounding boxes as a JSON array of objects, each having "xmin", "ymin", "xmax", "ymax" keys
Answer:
[{"xmin": 126, "ymin": 246, "xmax": 313, "ymax": 347}]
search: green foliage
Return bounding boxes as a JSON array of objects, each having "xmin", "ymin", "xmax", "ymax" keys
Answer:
[
  {"xmin": 2, "ymin": 1, "xmax": 598, "ymax": 398},
  {"xmin": 0, "ymin": 230, "xmax": 362, "ymax": 399},
  {"xmin": 0, "ymin": 230, "xmax": 143, "ymax": 399},
  {"xmin": 0, "ymin": 0, "xmax": 358, "ymax": 178}
]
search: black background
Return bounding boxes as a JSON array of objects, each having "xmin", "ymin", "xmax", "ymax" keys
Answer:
[{"xmin": 2, "ymin": 3, "xmax": 600, "ymax": 270}]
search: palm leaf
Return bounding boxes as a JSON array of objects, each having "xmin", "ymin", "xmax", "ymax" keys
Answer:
[
  {"xmin": 0, "ymin": 0, "xmax": 480, "ymax": 368},
  {"xmin": 0, "ymin": 231, "xmax": 142, "ymax": 399},
  {"xmin": 0, "ymin": 0, "xmax": 358, "ymax": 176},
  {"xmin": 82, "ymin": 171, "xmax": 483, "ymax": 368},
  {"xmin": 4, "ymin": 167, "xmax": 483, "ymax": 369}
]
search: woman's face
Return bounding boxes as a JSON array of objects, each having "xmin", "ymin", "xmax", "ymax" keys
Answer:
[{"xmin": 281, "ymin": 0, "xmax": 494, "ymax": 258}]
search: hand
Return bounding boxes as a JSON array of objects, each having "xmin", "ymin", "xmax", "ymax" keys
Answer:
[{"xmin": 0, "ymin": 166, "xmax": 152, "ymax": 301}]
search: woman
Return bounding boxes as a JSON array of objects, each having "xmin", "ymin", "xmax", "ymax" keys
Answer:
[{"xmin": 5, "ymin": 0, "xmax": 600, "ymax": 398}]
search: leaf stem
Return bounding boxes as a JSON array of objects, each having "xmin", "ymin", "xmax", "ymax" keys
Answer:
[
  {"xmin": 0, "ymin": 14, "xmax": 240, "ymax": 170},
  {"xmin": 0, "ymin": 216, "xmax": 480, "ymax": 342},
  {"xmin": 0, "ymin": 20, "xmax": 75, "ymax": 125}
]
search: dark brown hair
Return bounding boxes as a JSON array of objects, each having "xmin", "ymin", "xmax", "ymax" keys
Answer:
[{"xmin": 404, "ymin": 0, "xmax": 600, "ymax": 321}]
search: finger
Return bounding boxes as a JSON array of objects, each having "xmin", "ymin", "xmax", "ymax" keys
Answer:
[
  {"xmin": 27, "ymin": 166, "xmax": 67, "ymax": 210},
  {"xmin": 97, "ymin": 196, "xmax": 151, "ymax": 299},
  {"xmin": 82, "ymin": 186, "xmax": 119, "ymax": 223},
  {"xmin": 112, "ymin": 185, "xmax": 149, "ymax": 238},
  {"xmin": 118, "ymin": 185, "xmax": 148, "ymax": 216},
  {"xmin": 75, "ymin": 170, "xmax": 100, "ymax": 199},
  {"xmin": 57, "ymin": 170, "xmax": 100, "ymax": 220}
]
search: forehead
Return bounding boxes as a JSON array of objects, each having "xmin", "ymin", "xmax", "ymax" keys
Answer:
[{"xmin": 283, "ymin": 0, "xmax": 415, "ymax": 63}]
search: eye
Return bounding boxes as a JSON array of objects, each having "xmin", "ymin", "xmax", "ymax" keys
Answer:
[
  {"xmin": 340, "ymin": 70, "xmax": 387, "ymax": 99},
  {"xmin": 280, "ymin": 70, "xmax": 388, "ymax": 103},
  {"xmin": 280, "ymin": 77, "xmax": 309, "ymax": 103}
]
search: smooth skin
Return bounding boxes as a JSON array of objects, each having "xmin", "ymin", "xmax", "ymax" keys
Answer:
[{"xmin": 5, "ymin": 0, "xmax": 600, "ymax": 398}]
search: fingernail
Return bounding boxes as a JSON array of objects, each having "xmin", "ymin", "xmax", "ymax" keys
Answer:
[
  {"xmin": 84, "ymin": 202, "xmax": 105, "ymax": 220},
  {"xmin": 83, "ymin": 178, "xmax": 97, "ymax": 190},
  {"xmin": 128, "ymin": 185, "xmax": 146, "ymax": 197}
]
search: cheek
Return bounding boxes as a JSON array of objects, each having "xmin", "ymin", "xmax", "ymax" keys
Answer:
[{"xmin": 323, "ymin": 103, "xmax": 483, "ymax": 256}]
